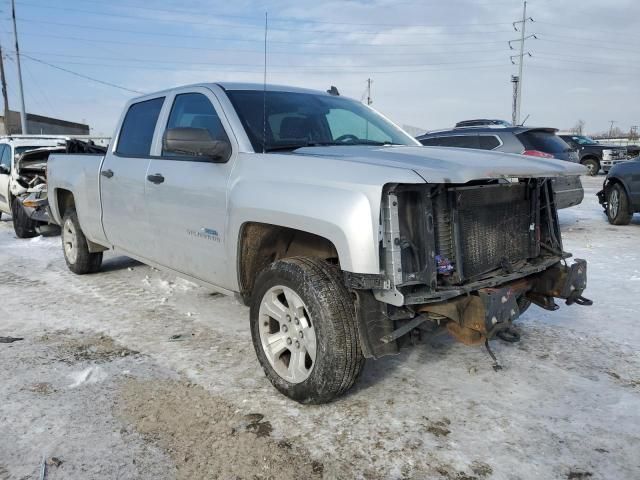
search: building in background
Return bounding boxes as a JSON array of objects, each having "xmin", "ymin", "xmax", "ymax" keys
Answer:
[{"xmin": 0, "ymin": 110, "xmax": 89, "ymax": 135}]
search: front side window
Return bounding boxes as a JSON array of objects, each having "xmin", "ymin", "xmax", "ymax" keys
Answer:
[
  {"xmin": 162, "ymin": 92, "xmax": 231, "ymax": 160},
  {"xmin": 226, "ymin": 90, "xmax": 417, "ymax": 152},
  {"xmin": 116, "ymin": 97, "xmax": 164, "ymax": 156},
  {"xmin": 0, "ymin": 144, "xmax": 10, "ymax": 169}
]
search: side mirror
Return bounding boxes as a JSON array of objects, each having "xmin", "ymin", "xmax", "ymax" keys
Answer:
[
  {"xmin": 162, "ymin": 127, "xmax": 231, "ymax": 162},
  {"xmin": 0, "ymin": 164, "xmax": 9, "ymax": 175}
]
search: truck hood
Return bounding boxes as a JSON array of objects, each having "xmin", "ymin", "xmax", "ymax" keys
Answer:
[{"xmin": 294, "ymin": 145, "xmax": 586, "ymax": 183}]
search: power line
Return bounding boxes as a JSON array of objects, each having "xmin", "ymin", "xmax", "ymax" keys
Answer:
[
  {"xmin": 19, "ymin": 0, "xmax": 518, "ymax": 29},
  {"xmin": 537, "ymin": 38, "xmax": 638, "ymax": 53},
  {"xmin": 14, "ymin": 1, "xmax": 514, "ymax": 35},
  {"xmin": 1, "ymin": 30, "xmax": 514, "ymax": 54},
  {"xmin": 17, "ymin": 54, "xmax": 511, "ymax": 73},
  {"xmin": 20, "ymin": 55, "xmax": 143, "ymax": 94},
  {"xmin": 8, "ymin": 17, "xmax": 514, "ymax": 45},
  {"xmin": 19, "ymin": 54, "xmax": 511, "ymax": 75}
]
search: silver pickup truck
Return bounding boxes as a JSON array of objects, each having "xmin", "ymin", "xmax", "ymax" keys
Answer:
[{"xmin": 47, "ymin": 83, "xmax": 591, "ymax": 403}]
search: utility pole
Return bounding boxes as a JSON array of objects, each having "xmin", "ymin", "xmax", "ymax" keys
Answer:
[
  {"xmin": 509, "ymin": 1, "xmax": 535, "ymax": 125},
  {"xmin": 608, "ymin": 120, "xmax": 617, "ymax": 139},
  {"xmin": 11, "ymin": 0, "xmax": 27, "ymax": 134},
  {"xmin": 0, "ymin": 43, "xmax": 11, "ymax": 134},
  {"xmin": 366, "ymin": 78, "xmax": 373, "ymax": 105},
  {"xmin": 510, "ymin": 75, "xmax": 519, "ymax": 126}
]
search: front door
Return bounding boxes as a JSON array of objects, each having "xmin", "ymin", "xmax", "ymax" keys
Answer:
[
  {"xmin": 0, "ymin": 144, "xmax": 11, "ymax": 213},
  {"xmin": 144, "ymin": 88, "xmax": 236, "ymax": 287},
  {"xmin": 100, "ymin": 96, "xmax": 165, "ymax": 258}
]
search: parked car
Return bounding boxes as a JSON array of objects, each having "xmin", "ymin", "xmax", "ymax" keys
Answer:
[
  {"xmin": 417, "ymin": 126, "xmax": 584, "ymax": 209},
  {"xmin": 46, "ymin": 83, "xmax": 590, "ymax": 403},
  {"xmin": 558, "ymin": 135, "xmax": 628, "ymax": 175},
  {"xmin": 597, "ymin": 157, "xmax": 640, "ymax": 224},
  {"xmin": 0, "ymin": 135, "xmax": 108, "ymax": 237}
]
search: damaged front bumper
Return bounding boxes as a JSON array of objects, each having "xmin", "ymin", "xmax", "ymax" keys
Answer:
[
  {"xmin": 357, "ymin": 259, "xmax": 592, "ymax": 357},
  {"xmin": 419, "ymin": 259, "xmax": 591, "ymax": 346}
]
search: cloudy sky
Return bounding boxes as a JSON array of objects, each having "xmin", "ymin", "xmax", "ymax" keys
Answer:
[{"xmin": 0, "ymin": 0, "xmax": 637, "ymax": 136}]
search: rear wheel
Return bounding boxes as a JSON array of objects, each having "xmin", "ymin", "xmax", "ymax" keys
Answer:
[
  {"xmin": 250, "ymin": 257, "xmax": 364, "ymax": 404},
  {"xmin": 606, "ymin": 183, "xmax": 632, "ymax": 225},
  {"xmin": 581, "ymin": 158, "xmax": 600, "ymax": 176},
  {"xmin": 62, "ymin": 209, "xmax": 103, "ymax": 274},
  {"xmin": 11, "ymin": 197, "xmax": 38, "ymax": 238}
]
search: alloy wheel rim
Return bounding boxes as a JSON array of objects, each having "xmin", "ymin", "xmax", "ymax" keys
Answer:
[
  {"xmin": 609, "ymin": 189, "xmax": 619, "ymax": 218},
  {"xmin": 258, "ymin": 285, "xmax": 317, "ymax": 384},
  {"xmin": 63, "ymin": 219, "xmax": 78, "ymax": 264}
]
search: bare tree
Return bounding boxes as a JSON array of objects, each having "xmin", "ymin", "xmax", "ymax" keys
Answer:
[{"xmin": 570, "ymin": 120, "xmax": 585, "ymax": 135}]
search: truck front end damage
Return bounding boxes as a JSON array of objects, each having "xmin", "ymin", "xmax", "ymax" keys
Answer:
[{"xmin": 349, "ymin": 178, "xmax": 591, "ymax": 359}]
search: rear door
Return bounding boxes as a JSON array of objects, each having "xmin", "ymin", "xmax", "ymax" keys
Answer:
[
  {"xmin": 100, "ymin": 96, "xmax": 164, "ymax": 257},
  {"xmin": 0, "ymin": 144, "xmax": 10, "ymax": 212},
  {"xmin": 144, "ymin": 87, "xmax": 237, "ymax": 286}
]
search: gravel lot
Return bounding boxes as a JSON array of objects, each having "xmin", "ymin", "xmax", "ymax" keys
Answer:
[{"xmin": 1, "ymin": 176, "xmax": 639, "ymax": 480}]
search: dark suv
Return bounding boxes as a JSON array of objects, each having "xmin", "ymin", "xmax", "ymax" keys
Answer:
[
  {"xmin": 559, "ymin": 135, "xmax": 628, "ymax": 176},
  {"xmin": 417, "ymin": 126, "xmax": 583, "ymax": 209}
]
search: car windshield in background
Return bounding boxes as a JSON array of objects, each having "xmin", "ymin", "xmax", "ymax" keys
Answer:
[
  {"xmin": 570, "ymin": 136, "xmax": 599, "ymax": 145},
  {"xmin": 517, "ymin": 130, "xmax": 571, "ymax": 154},
  {"xmin": 225, "ymin": 90, "xmax": 417, "ymax": 152}
]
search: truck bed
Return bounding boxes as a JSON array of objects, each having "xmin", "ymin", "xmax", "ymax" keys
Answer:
[{"xmin": 47, "ymin": 153, "xmax": 107, "ymax": 246}]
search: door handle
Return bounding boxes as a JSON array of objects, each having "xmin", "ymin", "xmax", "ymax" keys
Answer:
[
  {"xmin": 147, "ymin": 173, "xmax": 165, "ymax": 184},
  {"xmin": 101, "ymin": 169, "xmax": 114, "ymax": 178}
]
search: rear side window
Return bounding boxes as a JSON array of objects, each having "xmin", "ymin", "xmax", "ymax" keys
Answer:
[
  {"xmin": 477, "ymin": 135, "xmax": 500, "ymax": 150},
  {"xmin": 116, "ymin": 97, "xmax": 164, "ymax": 156},
  {"xmin": 420, "ymin": 135, "xmax": 479, "ymax": 149},
  {"xmin": 516, "ymin": 131, "xmax": 569, "ymax": 154}
]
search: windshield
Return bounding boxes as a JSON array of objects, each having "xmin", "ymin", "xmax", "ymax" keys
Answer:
[
  {"xmin": 570, "ymin": 136, "xmax": 598, "ymax": 145},
  {"xmin": 225, "ymin": 90, "xmax": 418, "ymax": 152}
]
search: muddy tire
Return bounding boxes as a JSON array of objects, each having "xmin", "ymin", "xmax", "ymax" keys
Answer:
[
  {"xmin": 606, "ymin": 183, "xmax": 632, "ymax": 225},
  {"xmin": 11, "ymin": 197, "xmax": 38, "ymax": 238},
  {"xmin": 62, "ymin": 208, "xmax": 103, "ymax": 274},
  {"xmin": 581, "ymin": 158, "xmax": 600, "ymax": 176},
  {"xmin": 250, "ymin": 257, "xmax": 364, "ymax": 404}
]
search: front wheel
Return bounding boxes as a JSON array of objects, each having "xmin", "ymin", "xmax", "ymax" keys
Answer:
[
  {"xmin": 11, "ymin": 197, "xmax": 38, "ymax": 238},
  {"xmin": 581, "ymin": 158, "xmax": 600, "ymax": 176},
  {"xmin": 250, "ymin": 257, "xmax": 364, "ymax": 404},
  {"xmin": 606, "ymin": 183, "xmax": 632, "ymax": 225},
  {"xmin": 62, "ymin": 209, "xmax": 103, "ymax": 274}
]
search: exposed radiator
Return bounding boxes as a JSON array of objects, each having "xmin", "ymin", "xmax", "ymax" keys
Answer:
[{"xmin": 436, "ymin": 183, "xmax": 534, "ymax": 282}]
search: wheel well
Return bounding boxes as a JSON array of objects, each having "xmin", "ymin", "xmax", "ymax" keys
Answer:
[
  {"xmin": 238, "ymin": 222, "xmax": 339, "ymax": 300},
  {"xmin": 605, "ymin": 177, "xmax": 629, "ymax": 197},
  {"xmin": 56, "ymin": 189, "xmax": 75, "ymax": 220}
]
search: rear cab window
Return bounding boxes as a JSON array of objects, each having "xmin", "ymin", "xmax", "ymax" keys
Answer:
[
  {"xmin": 116, "ymin": 97, "xmax": 165, "ymax": 156},
  {"xmin": 516, "ymin": 130, "xmax": 570, "ymax": 155}
]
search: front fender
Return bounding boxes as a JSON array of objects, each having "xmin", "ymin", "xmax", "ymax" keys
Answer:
[{"xmin": 228, "ymin": 180, "xmax": 381, "ymax": 275}]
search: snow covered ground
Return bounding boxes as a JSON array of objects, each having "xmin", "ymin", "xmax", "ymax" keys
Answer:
[{"xmin": 0, "ymin": 176, "xmax": 639, "ymax": 479}]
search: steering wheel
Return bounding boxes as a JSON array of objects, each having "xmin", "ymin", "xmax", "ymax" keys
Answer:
[{"xmin": 334, "ymin": 134, "xmax": 360, "ymax": 144}]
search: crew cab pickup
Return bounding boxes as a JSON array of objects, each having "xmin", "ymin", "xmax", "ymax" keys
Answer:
[{"xmin": 47, "ymin": 83, "xmax": 591, "ymax": 403}]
